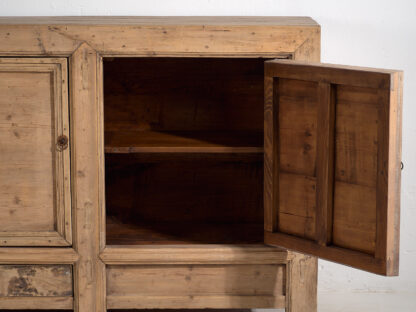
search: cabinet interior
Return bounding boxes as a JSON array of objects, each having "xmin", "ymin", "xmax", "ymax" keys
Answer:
[{"xmin": 104, "ymin": 57, "xmax": 267, "ymax": 245}]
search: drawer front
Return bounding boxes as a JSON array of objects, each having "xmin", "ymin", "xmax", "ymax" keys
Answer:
[
  {"xmin": 0, "ymin": 58, "xmax": 71, "ymax": 246},
  {"xmin": 0, "ymin": 264, "xmax": 73, "ymax": 310},
  {"xmin": 107, "ymin": 264, "xmax": 286, "ymax": 309}
]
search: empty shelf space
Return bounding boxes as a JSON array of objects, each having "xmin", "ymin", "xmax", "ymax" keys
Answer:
[
  {"xmin": 106, "ymin": 217, "xmax": 264, "ymax": 245},
  {"xmin": 104, "ymin": 130, "xmax": 264, "ymax": 153}
]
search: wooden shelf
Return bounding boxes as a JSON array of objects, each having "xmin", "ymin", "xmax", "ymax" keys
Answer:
[
  {"xmin": 106, "ymin": 217, "xmax": 263, "ymax": 245},
  {"xmin": 105, "ymin": 130, "xmax": 263, "ymax": 153}
]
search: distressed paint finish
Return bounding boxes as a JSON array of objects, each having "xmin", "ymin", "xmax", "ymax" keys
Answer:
[{"xmin": 0, "ymin": 265, "xmax": 72, "ymax": 297}]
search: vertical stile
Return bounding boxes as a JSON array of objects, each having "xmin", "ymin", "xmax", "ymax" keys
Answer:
[
  {"xmin": 375, "ymin": 87, "xmax": 391, "ymax": 265},
  {"xmin": 264, "ymin": 76, "xmax": 279, "ymax": 232},
  {"xmin": 315, "ymin": 82, "xmax": 335, "ymax": 246}
]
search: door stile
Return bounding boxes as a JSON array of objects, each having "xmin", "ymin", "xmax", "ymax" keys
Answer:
[
  {"xmin": 70, "ymin": 42, "xmax": 106, "ymax": 312},
  {"xmin": 264, "ymin": 75, "xmax": 279, "ymax": 232},
  {"xmin": 315, "ymin": 82, "xmax": 336, "ymax": 246}
]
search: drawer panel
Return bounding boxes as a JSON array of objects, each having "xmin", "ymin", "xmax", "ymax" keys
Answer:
[
  {"xmin": 0, "ymin": 265, "xmax": 73, "ymax": 297},
  {"xmin": 107, "ymin": 264, "xmax": 286, "ymax": 309}
]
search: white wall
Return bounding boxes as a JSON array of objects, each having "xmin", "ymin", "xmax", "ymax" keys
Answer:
[{"xmin": 1, "ymin": 1, "xmax": 415, "ymax": 311}]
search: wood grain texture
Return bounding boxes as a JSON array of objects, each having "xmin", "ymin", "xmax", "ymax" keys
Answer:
[
  {"xmin": 0, "ymin": 17, "xmax": 320, "ymax": 58},
  {"xmin": 0, "ymin": 58, "xmax": 71, "ymax": 246},
  {"xmin": 70, "ymin": 43, "xmax": 105, "ymax": 312},
  {"xmin": 100, "ymin": 245, "xmax": 289, "ymax": 265},
  {"xmin": 0, "ymin": 248, "xmax": 78, "ymax": 265},
  {"xmin": 104, "ymin": 58, "xmax": 266, "ymax": 132},
  {"xmin": 265, "ymin": 76, "xmax": 318, "ymax": 239},
  {"xmin": 286, "ymin": 252, "xmax": 318, "ymax": 312},
  {"xmin": 264, "ymin": 60, "xmax": 402, "ymax": 275},
  {"xmin": 0, "ymin": 297, "xmax": 73, "ymax": 310},
  {"xmin": 105, "ymin": 130, "xmax": 263, "ymax": 154},
  {"xmin": 0, "ymin": 17, "xmax": 324, "ymax": 312},
  {"xmin": 0, "ymin": 265, "xmax": 72, "ymax": 297},
  {"xmin": 316, "ymin": 82, "xmax": 335, "ymax": 245},
  {"xmin": 0, "ymin": 16, "xmax": 319, "ymax": 25},
  {"xmin": 105, "ymin": 153, "xmax": 263, "ymax": 245},
  {"xmin": 106, "ymin": 264, "xmax": 285, "ymax": 309},
  {"xmin": 106, "ymin": 219, "xmax": 263, "ymax": 245}
]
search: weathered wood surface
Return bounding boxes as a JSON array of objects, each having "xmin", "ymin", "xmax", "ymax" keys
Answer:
[
  {"xmin": 286, "ymin": 252, "xmax": 318, "ymax": 312},
  {"xmin": 0, "ymin": 297, "xmax": 73, "ymax": 310},
  {"xmin": 0, "ymin": 17, "xmax": 324, "ymax": 312},
  {"xmin": 0, "ymin": 58, "xmax": 71, "ymax": 246},
  {"xmin": 100, "ymin": 245, "xmax": 288, "ymax": 265},
  {"xmin": 0, "ymin": 248, "xmax": 78, "ymax": 265},
  {"xmin": 106, "ymin": 264, "xmax": 285, "ymax": 309},
  {"xmin": 264, "ymin": 60, "xmax": 402, "ymax": 276},
  {"xmin": 70, "ymin": 43, "xmax": 106, "ymax": 312},
  {"xmin": 0, "ymin": 17, "xmax": 320, "ymax": 58},
  {"xmin": 0, "ymin": 265, "xmax": 72, "ymax": 297}
]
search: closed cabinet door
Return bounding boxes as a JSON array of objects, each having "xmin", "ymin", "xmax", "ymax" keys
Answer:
[
  {"xmin": 0, "ymin": 58, "xmax": 71, "ymax": 246},
  {"xmin": 264, "ymin": 60, "xmax": 402, "ymax": 276}
]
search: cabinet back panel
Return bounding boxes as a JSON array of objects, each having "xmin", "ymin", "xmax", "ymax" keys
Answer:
[
  {"xmin": 103, "ymin": 57, "xmax": 264, "ymax": 132},
  {"xmin": 105, "ymin": 154, "xmax": 263, "ymax": 245}
]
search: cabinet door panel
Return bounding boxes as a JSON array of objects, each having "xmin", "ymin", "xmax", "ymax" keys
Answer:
[
  {"xmin": 264, "ymin": 60, "xmax": 402, "ymax": 275},
  {"xmin": 0, "ymin": 58, "xmax": 71, "ymax": 246}
]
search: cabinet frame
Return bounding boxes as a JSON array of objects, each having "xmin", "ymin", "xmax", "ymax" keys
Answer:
[{"xmin": 0, "ymin": 16, "xmax": 321, "ymax": 312}]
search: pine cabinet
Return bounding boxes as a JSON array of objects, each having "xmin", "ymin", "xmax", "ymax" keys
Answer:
[{"xmin": 0, "ymin": 17, "xmax": 402, "ymax": 312}]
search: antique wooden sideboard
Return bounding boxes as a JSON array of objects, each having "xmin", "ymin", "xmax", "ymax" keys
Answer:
[{"xmin": 0, "ymin": 17, "xmax": 402, "ymax": 312}]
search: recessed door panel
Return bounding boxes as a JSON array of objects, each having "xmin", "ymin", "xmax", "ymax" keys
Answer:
[
  {"xmin": 264, "ymin": 60, "xmax": 402, "ymax": 275},
  {"xmin": 0, "ymin": 58, "xmax": 71, "ymax": 246}
]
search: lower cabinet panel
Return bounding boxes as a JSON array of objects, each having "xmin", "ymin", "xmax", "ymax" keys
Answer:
[
  {"xmin": 0, "ymin": 265, "xmax": 73, "ymax": 310},
  {"xmin": 106, "ymin": 264, "xmax": 286, "ymax": 309}
]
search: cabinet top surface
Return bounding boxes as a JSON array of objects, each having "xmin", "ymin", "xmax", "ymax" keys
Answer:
[{"xmin": 0, "ymin": 16, "xmax": 319, "ymax": 26}]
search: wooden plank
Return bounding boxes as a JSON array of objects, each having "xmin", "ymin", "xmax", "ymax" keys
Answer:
[
  {"xmin": 265, "ymin": 60, "xmax": 396, "ymax": 90},
  {"xmin": 70, "ymin": 43, "xmax": 105, "ymax": 312},
  {"xmin": 107, "ymin": 295, "xmax": 285, "ymax": 309},
  {"xmin": 100, "ymin": 245, "xmax": 289, "ymax": 265},
  {"xmin": 0, "ymin": 265, "xmax": 72, "ymax": 297},
  {"xmin": 106, "ymin": 220, "xmax": 264, "ymax": 245},
  {"xmin": 105, "ymin": 130, "xmax": 263, "ymax": 154},
  {"xmin": 0, "ymin": 18, "xmax": 320, "ymax": 58},
  {"xmin": 106, "ymin": 264, "xmax": 286, "ymax": 309},
  {"xmin": 286, "ymin": 252, "xmax": 317, "ymax": 312},
  {"xmin": 315, "ymin": 82, "xmax": 335, "ymax": 245},
  {"xmin": 0, "ymin": 16, "xmax": 319, "ymax": 26},
  {"xmin": 264, "ymin": 76, "xmax": 278, "ymax": 232},
  {"xmin": 0, "ymin": 58, "xmax": 71, "ymax": 246},
  {"xmin": 278, "ymin": 173, "xmax": 316, "ymax": 239},
  {"xmin": 333, "ymin": 182, "xmax": 377, "ymax": 254},
  {"xmin": 335, "ymin": 85, "xmax": 379, "ymax": 187},
  {"xmin": 0, "ymin": 297, "xmax": 73, "ymax": 310},
  {"xmin": 375, "ymin": 72, "xmax": 403, "ymax": 275},
  {"xmin": 0, "ymin": 248, "xmax": 78, "ymax": 264},
  {"xmin": 278, "ymin": 78, "xmax": 318, "ymax": 177},
  {"xmin": 265, "ymin": 231, "xmax": 386, "ymax": 275}
]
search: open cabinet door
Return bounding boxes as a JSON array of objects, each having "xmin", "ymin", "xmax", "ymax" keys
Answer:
[{"xmin": 264, "ymin": 60, "xmax": 402, "ymax": 275}]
